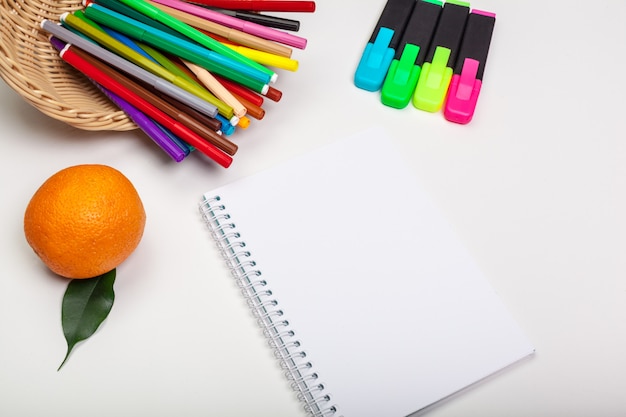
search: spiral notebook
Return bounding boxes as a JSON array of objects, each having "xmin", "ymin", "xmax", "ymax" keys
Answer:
[{"xmin": 200, "ymin": 127, "xmax": 534, "ymax": 417}]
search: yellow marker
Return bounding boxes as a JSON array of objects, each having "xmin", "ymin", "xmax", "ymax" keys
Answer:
[{"xmin": 224, "ymin": 44, "xmax": 299, "ymax": 72}]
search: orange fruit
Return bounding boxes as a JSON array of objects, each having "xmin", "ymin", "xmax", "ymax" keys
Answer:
[{"xmin": 24, "ymin": 164, "xmax": 146, "ymax": 279}]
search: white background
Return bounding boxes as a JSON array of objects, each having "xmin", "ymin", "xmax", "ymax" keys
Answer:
[{"xmin": 1, "ymin": 1, "xmax": 626, "ymax": 416}]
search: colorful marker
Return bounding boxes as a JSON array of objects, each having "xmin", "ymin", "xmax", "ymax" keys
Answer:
[
  {"xmin": 42, "ymin": 18, "xmax": 220, "ymax": 119},
  {"xmin": 444, "ymin": 9, "xmax": 495, "ymax": 124},
  {"xmin": 354, "ymin": 0, "xmax": 416, "ymax": 92},
  {"xmin": 202, "ymin": 7, "xmax": 301, "ymax": 32},
  {"xmin": 114, "ymin": 0, "xmax": 278, "ymax": 83},
  {"xmin": 87, "ymin": 0, "xmax": 182, "ymax": 38},
  {"xmin": 185, "ymin": 0, "xmax": 316, "ymax": 13},
  {"xmin": 147, "ymin": 1, "xmax": 293, "ymax": 58},
  {"xmin": 56, "ymin": 44, "xmax": 233, "ymax": 167},
  {"xmin": 182, "ymin": 59, "xmax": 248, "ymax": 119},
  {"xmin": 380, "ymin": 0, "xmax": 442, "ymax": 108},
  {"xmin": 83, "ymin": 4, "xmax": 270, "ymax": 92},
  {"xmin": 149, "ymin": 0, "xmax": 307, "ymax": 49},
  {"xmin": 153, "ymin": 121, "xmax": 193, "ymax": 156},
  {"xmin": 412, "ymin": 0, "xmax": 470, "ymax": 112},
  {"xmin": 222, "ymin": 43, "xmax": 299, "ymax": 72}
]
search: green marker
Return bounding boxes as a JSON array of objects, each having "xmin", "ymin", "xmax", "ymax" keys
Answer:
[
  {"xmin": 117, "ymin": 0, "xmax": 277, "ymax": 83},
  {"xmin": 380, "ymin": 0, "xmax": 443, "ymax": 109}
]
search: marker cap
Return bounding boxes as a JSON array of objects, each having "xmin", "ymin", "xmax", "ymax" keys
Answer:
[
  {"xmin": 443, "ymin": 58, "xmax": 482, "ymax": 124},
  {"xmin": 412, "ymin": 46, "xmax": 453, "ymax": 112},
  {"xmin": 354, "ymin": 27, "xmax": 396, "ymax": 92},
  {"xmin": 380, "ymin": 44, "xmax": 422, "ymax": 109}
]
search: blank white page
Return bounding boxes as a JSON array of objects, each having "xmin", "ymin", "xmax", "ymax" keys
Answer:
[{"xmin": 201, "ymin": 127, "xmax": 534, "ymax": 417}]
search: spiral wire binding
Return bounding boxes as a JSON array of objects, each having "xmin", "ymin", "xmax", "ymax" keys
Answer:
[{"xmin": 200, "ymin": 196, "xmax": 339, "ymax": 417}]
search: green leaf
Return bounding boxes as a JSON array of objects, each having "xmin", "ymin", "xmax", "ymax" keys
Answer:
[{"xmin": 58, "ymin": 269, "xmax": 116, "ymax": 371}]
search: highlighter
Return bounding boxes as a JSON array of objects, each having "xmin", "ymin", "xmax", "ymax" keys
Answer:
[
  {"xmin": 381, "ymin": 0, "xmax": 442, "ymax": 109},
  {"xmin": 412, "ymin": 0, "xmax": 470, "ymax": 112},
  {"xmin": 444, "ymin": 10, "xmax": 496, "ymax": 124}
]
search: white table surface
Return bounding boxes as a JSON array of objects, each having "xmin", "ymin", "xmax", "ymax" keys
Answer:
[{"xmin": 2, "ymin": 1, "xmax": 626, "ymax": 416}]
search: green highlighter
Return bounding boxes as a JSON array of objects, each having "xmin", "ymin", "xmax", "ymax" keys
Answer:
[
  {"xmin": 412, "ymin": 0, "xmax": 470, "ymax": 112},
  {"xmin": 381, "ymin": 0, "xmax": 442, "ymax": 109}
]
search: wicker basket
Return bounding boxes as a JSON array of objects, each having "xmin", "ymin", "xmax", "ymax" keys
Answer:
[{"xmin": 0, "ymin": 0, "xmax": 135, "ymax": 130}]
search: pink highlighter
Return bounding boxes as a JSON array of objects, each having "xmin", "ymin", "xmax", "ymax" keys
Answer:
[{"xmin": 444, "ymin": 9, "xmax": 495, "ymax": 124}]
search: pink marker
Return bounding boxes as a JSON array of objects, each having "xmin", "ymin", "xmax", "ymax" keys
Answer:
[
  {"xmin": 150, "ymin": 0, "xmax": 308, "ymax": 49},
  {"xmin": 444, "ymin": 9, "xmax": 496, "ymax": 124}
]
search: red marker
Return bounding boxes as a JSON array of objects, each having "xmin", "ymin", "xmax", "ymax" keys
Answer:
[
  {"xmin": 187, "ymin": 0, "xmax": 315, "ymax": 13},
  {"xmin": 59, "ymin": 44, "xmax": 233, "ymax": 168}
]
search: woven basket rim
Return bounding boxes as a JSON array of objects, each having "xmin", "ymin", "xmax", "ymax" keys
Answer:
[{"xmin": 0, "ymin": 0, "xmax": 136, "ymax": 131}]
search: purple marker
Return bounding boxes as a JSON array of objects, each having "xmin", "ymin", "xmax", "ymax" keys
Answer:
[{"xmin": 49, "ymin": 36, "xmax": 186, "ymax": 162}]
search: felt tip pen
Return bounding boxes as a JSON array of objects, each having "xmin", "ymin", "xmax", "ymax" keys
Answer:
[
  {"xmin": 412, "ymin": 0, "xmax": 470, "ymax": 112},
  {"xmin": 99, "ymin": 86, "xmax": 187, "ymax": 161},
  {"xmin": 146, "ymin": 0, "xmax": 291, "ymax": 59},
  {"xmin": 49, "ymin": 33, "xmax": 187, "ymax": 162},
  {"xmin": 102, "ymin": 86, "xmax": 187, "ymax": 162},
  {"xmin": 58, "ymin": 12, "xmax": 234, "ymax": 120},
  {"xmin": 223, "ymin": 43, "xmax": 299, "ymax": 72},
  {"xmin": 67, "ymin": 45, "xmax": 239, "ymax": 157},
  {"xmin": 115, "ymin": 0, "xmax": 277, "ymax": 82},
  {"xmin": 159, "ymin": 92, "xmax": 223, "ymax": 133},
  {"xmin": 89, "ymin": 19, "xmax": 161, "ymax": 65},
  {"xmin": 86, "ymin": 0, "xmax": 182, "ymax": 38},
  {"xmin": 213, "ymin": 74, "xmax": 264, "ymax": 106},
  {"xmin": 381, "ymin": 0, "xmax": 442, "ymax": 109},
  {"xmin": 183, "ymin": 60, "xmax": 248, "ymax": 118},
  {"xmin": 137, "ymin": 42, "xmax": 199, "ymax": 84},
  {"xmin": 42, "ymin": 18, "xmax": 218, "ymax": 119},
  {"xmin": 150, "ymin": 0, "xmax": 307, "ymax": 49},
  {"xmin": 264, "ymin": 85, "xmax": 282, "ymax": 102},
  {"xmin": 183, "ymin": 0, "xmax": 315, "ymax": 13},
  {"xmin": 199, "ymin": 6, "xmax": 301, "ymax": 32},
  {"xmin": 214, "ymin": 114, "xmax": 235, "ymax": 136},
  {"xmin": 56, "ymin": 43, "xmax": 232, "ymax": 167},
  {"xmin": 84, "ymin": 4, "xmax": 272, "ymax": 90},
  {"xmin": 444, "ymin": 10, "xmax": 496, "ymax": 124},
  {"xmin": 236, "ymin": 115, "xmax": 250, "ymax": 129},
  {"xmin": 232, "ymin": 93, "xmax": 265, "ymax": 120},
  {"xmin": 354, "ymin": 0, "xmax": 417, "ymax": 92},
  {"xmin": 149, "ymin": 7, "xmax": 293, "ymax": 58}
]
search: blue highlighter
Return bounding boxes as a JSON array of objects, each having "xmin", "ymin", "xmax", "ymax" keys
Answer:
[{"xmin": 354, "ymin": 0, "xmax": 416, "ymax": 92}]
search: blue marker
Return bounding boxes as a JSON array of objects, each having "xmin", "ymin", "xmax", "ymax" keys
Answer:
[
  {"xmin": 153, "ymin": 121, "xmax": 192, "ymax": 156},
  {"xmin": 354, "ymin": 0, "xmax": 417, "ymax": 92},
  {"xmin": 215, "ymin": 114, "xmax": 235, "ymax": 136}
]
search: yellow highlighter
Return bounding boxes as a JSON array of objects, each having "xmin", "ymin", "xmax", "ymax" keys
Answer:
[{"xmin": 224, "ymin": 44, "xmax": 299, "ymax": 72}]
